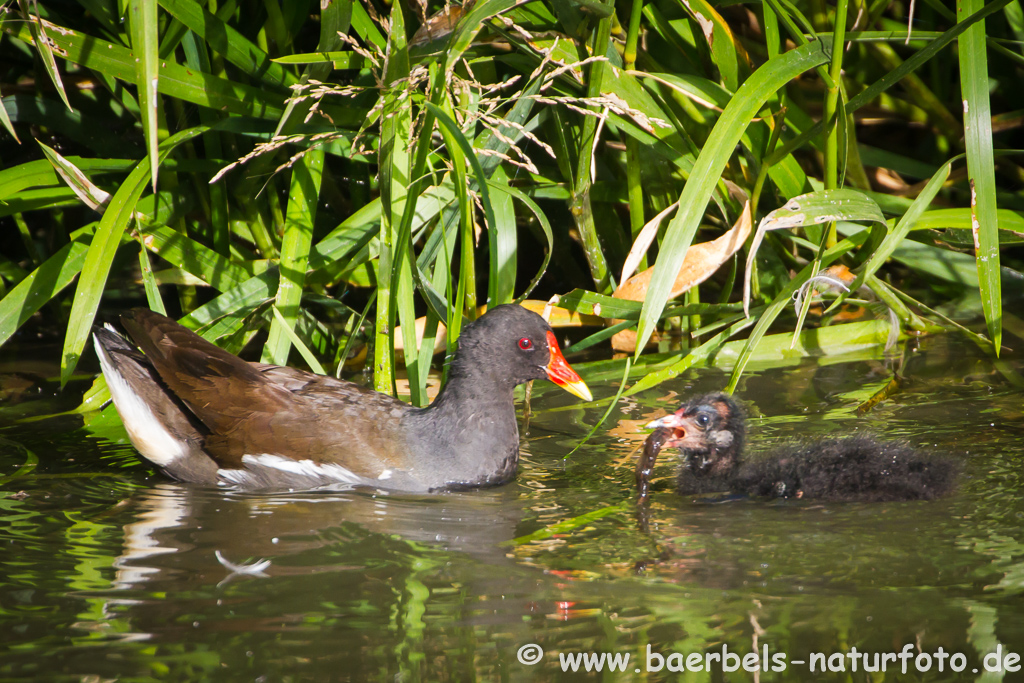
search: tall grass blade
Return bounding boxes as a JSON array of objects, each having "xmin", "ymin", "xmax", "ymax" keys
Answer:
[
  {"xmin": 263, "ymin": 148, "xmax": 324, "ymax": 365},
  {"xmin": 374, "ymin": 0, "xmax": 411, "ymax": 397},
  {"xmin": 129, "ymin": 0, "xmax": 161, "ymax": 190},
  {"xmin": 157, "ymin": 0, "xmax": 297, "ymax": 89},
  {"xmin": 826, "ymin": 157, "xmax": 959, "ymax": 314},
  {"xmin": 137, "ymin": 243, "xmax": 166, "ymax": 315},
  {"xmin": 488, "ymin": 166, "xmax": 517, "ymax": 307},
  {"xmin": 0, "ymin": 89, "xmax": 18, "ymax": 143},
  {"xmin": 59, "ymin": 127, "xmax": 205, "ymax": 385},
  {"xmin": 958, "ymin": 0, "xmax": 1002, "ymax": 354},
  {"xmin": 426, "ymin": 102, "xmax": 499, "ymax": 306},
  {"xmin": 444, "ymin": 0, "xmax": 521, "ymax": 71},
  {"xmin": 726, "ymin": 232, "xmax": 868, "ymax": 393},
  {"xmin": 6, "ymin": 20, "xmax": 294, "ymax": 122},
  {"xmin": 0, "ymin": 236, "xmax": 91, "ymax": 349},
  {"xmin": 21, "ymin": 4, "xmax": 71, "ymax": 110},
  {"xmin": 270, "ymin": 306, "xmax": 326, "ymax": 375},
  {"xmin": 635, "ymin": 41, "xmax": 831, "ymax": 355},
  {"xmin": 626, "ymin": 317, "xmax": 756, "ymax": 396},
  {"xmin": 36, "ymin": 140, "xmax": 113, "ymax": 210},
  {"xmin": 487, "ymin": 182, "xmax": 553, "ymax": 303}
]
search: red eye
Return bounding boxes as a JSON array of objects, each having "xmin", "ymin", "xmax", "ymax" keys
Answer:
[{"xmin": 518, "ymin": 337, "xmax": 534, "ymax": 350}]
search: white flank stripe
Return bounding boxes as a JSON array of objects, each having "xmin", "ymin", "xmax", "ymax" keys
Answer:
[{"xmin": 218, "ymin": 454, "xmax": 368, "ymax": 488}]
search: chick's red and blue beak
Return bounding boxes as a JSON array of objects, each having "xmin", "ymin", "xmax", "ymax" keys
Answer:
[
  {"xmin": 645, "ymin": 410, "xmax": 694, "ymax": 448},
  {"xmin": 544, "ymin": 331, "xmax": 592, "ymax": 402},
  {"xmin": 645, "ymin": 413, "xmax": 685, "ymax": 430}
]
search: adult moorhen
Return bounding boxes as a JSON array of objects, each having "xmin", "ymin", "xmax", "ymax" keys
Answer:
[
  {"xmin": 637, "ymin": 393, "xmax": 959, "ymax": 502},
  {"xmin": 94, "ymin": 305, "xmax": 592, "ymax": 492}
]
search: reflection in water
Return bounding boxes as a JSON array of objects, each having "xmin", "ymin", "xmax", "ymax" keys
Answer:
[
  {"xmin": 114, "ymin": 481, "xmax": 528, "ymax": 590},
  {"xmin": 115, "ymin": 484, "xmax": 189, "ymax": 588},
  {"xmin": 0, "ymin": 333, "xmax": 1023, "ymax": 680},
  {"xmin": 95, "ymin": 481, "xmax": 547, "ymax": 679}
]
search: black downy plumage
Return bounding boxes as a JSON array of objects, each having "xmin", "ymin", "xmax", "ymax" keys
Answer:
[{"xmin": 639, "ymin": 393, "xmax": 959, "ymax": 502}]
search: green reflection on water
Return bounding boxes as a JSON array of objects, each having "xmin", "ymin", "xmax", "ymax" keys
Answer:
[{"xmin": 0, "ymin": 333, "xmax": 1021, "ymax": 681}]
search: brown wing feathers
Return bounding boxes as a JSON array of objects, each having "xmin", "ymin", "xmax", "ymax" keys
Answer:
[
  {"xmin": 119, "ymin": 310, "xmax": 407, "ymax": 477},
  {"xmin": 121, "ymin": 310, "xmax": 291, "ymax": 436}
]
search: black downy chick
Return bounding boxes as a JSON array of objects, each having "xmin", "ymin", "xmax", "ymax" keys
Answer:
[{"xmin": 640, "ymin": 393, "xmax": 959, "ymax": 502}]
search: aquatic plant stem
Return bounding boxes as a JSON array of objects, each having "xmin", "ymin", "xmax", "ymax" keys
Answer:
[
  {"xmin": 624, "ymin": 0, "xmax": 646, "ymax": 269},
  {"xmin": 571, "ymin": 7, "xmax": 613, "ymax": 293},
  {"xmin": 823, "ymin": 0, "xmax": 849, "ymax": 248}
]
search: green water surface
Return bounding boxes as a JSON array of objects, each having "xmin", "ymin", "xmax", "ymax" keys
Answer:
[{"xmin": 0, "ymin": 334, "xmax": 1022, "ymax": 682}]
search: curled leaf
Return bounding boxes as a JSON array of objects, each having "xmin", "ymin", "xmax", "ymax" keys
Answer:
[
  {"xmin": 612, "ymin": 200, "xmax": 752, "ymax": 351},
  {"xmin": 744, "ymin": 189, "xmax": 886, "ymax": 316}
]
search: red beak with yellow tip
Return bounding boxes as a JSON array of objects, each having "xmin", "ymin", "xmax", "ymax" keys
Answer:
[{"xmin": 544, "ymin": 331, "xmax": 592, "ymax": 402}]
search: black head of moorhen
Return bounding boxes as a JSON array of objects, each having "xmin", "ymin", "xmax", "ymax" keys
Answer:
[
  {"xmin": 640, "ymin": 393, "xmax": 959, "ymax": 502},
  {"xmin": 93, "ymin": 304, "xmax": 591, "ymax": 492}
]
